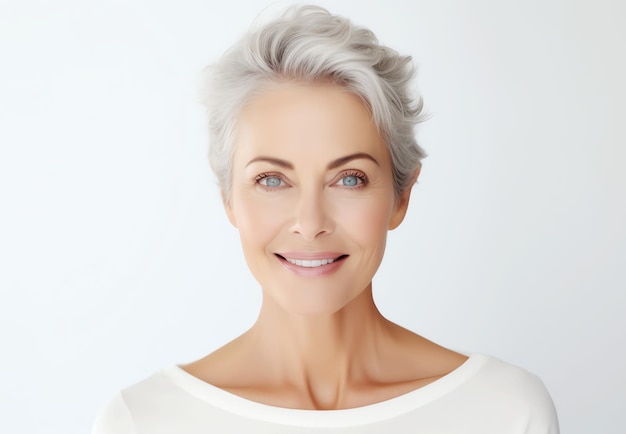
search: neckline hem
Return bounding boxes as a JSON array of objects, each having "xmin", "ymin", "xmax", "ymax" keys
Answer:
[{"xmin": 163, "ymin": 353, "xmax": 486, "ymax": 427}]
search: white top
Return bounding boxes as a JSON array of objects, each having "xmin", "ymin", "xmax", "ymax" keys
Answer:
[{"xmin": 92, "ymin": 354, "xmax": 559, "ymax": 433}]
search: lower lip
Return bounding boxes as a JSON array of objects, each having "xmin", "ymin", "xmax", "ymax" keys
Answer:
[{"xmin": 276, "ymin": 255, "xmax": 346, "ymax": 278}]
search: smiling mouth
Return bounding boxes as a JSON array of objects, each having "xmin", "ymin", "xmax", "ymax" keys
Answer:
[{"xmin": 275, "ymin": 254, "xmax": 348, "ymax": 268}]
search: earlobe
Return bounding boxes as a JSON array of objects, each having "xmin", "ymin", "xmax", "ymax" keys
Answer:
[
  {"xmin": 388, "ymin": 167, "xmax": 421, "ymax": 230},
  {"xmin": 388, "ymin": 194, "xmax": 410, "ymax": 230}
]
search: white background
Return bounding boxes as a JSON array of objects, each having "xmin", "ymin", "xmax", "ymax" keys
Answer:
[{"xmin": 1, "ymin": 0, "xmax": 624, "ymax": 433}]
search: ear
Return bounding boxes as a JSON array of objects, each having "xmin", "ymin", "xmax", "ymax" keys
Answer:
[
  {"xmin": 388, "ymin": 167, "xmax": 421, "ymax": 230},
  {"xmin": 222, "ymin": 191, "xmax": 238, "ymax": 228}
]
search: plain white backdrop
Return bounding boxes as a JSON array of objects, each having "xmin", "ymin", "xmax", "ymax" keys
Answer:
[{"xmin": 1, "ymin": 0, "xmax": 624, "ymax": 433}]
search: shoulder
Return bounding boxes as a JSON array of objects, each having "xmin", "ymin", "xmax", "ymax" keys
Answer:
[
  {"xmin": 460, "ymin": 354, "xmax": 560, "ymax": 433},
  {"xmin": 92, "ymin": 392, "xmax": 135, "ymax": 434},
  {"xmin": 92, "ymin": 367, "xmax": 239, "ymax": 433},
  {"xmin": 92, "ymin": 370, "xmax": 178, "ymax": 434},
  {"xmin": 470, "ymin": 355, "xmax": 553, "ymax": 400}
]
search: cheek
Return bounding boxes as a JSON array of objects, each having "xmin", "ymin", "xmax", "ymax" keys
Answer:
[
  {"xmin": 232, "ymin": 193, "xmax": 286, "ymax": 248},
  {"xmin": 334, "ymin": 193, "xmax": 394, "ymax": 268},
  {"xmin": 335, "ymin": 193, "xmax": 393, "ymax": 235}
]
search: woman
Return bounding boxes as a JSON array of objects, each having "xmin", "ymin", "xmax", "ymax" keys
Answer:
[{"xmin": 94, "ymin": 5, "xmax": 559, "ymax": 433}]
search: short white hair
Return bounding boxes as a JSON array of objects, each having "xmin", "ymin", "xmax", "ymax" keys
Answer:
[{"xmin": 201, "ymin": 5, "xmax": 426, "ymax": 199}]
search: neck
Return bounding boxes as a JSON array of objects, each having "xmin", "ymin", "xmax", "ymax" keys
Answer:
[{"xmin": 244, "ymin": 285, "xmax": 393, "ymax": 408}]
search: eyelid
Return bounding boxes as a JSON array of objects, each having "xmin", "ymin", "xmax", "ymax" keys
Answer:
[
  {"xmin": 254, "ymin": 172, "xmax": 282, "ymax": 181},
  {"xmin": 255, "ymin": 172, "xmax": 289, "ymax": 190},
  {"xmin": 334, "ymin": 169, "xmax": 368, "ymax": 187}
]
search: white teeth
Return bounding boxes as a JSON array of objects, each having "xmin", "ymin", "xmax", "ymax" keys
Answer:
[{"xmin": 286, "ymin": 258, "xmax": 335, "ymax": 267}]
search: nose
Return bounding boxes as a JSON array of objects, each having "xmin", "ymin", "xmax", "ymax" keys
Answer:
[{"xmin": 290, "ymin": 187, "xmax": 334, "ymax": 241}]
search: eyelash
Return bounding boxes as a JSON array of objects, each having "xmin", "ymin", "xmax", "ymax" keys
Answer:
[
  {"xmin": 336, "ymin": 170, "xmax": 368, "ymax": 189},
  {"xmin": 254, "ymin": 172, "xmax": 286, "ymax": 190},
  {"xmin": 254, "ymin": 170, "xmax": 369, "ymax": 191}
]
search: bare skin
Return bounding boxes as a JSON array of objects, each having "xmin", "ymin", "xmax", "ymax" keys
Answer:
[
  {"xmin": 183, "ymin": 82, "xmax": 467, "ymax": 410},
  {"xmin": 183, "ymin": 288, "xmax": 467, "ymax": 410}
]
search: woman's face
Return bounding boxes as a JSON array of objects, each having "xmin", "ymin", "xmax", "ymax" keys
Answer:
[{"xmin": 225, "ymin": 82, "xmax": 413, "ymax": 316}]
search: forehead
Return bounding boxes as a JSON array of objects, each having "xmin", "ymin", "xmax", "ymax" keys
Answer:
[{"xmin": 234, "ymin": 82, "xmax": 387, "ymax": 160}]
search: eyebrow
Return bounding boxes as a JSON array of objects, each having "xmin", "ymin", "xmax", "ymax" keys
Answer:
[
  {"xmin": 246, "ymin": 152, "xmax": 380, "ymax": 169},
  {"xmin": 327, "ymin": 152, "xmax": 380, "ymax": 169}
]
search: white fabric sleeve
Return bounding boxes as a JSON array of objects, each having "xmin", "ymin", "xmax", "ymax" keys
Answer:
[
  {"xmin": 533, "ymin": 386, "xmax": 560, "ymax": 434},
  {"xmin": 92, "ymin": 392, "xmax": 136, "ymax": 434},
  {"xmin": 522, "ymin": 375, "xmax": 560, "ymax": 434}
]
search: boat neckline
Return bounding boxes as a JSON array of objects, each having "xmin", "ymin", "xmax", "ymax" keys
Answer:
[{"xmin": 162, "ymin": 353, "xmax": 487, "ymax": 427}]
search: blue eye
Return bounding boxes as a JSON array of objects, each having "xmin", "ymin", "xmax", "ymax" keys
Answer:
[
  {"xmin": 337, "ymin": 173, "xmax": 365, "ymax": 187},
  {"xmin": 260, "ymin": 176, "xmax": 284, "ymax": 188},
  {"xmin": 341, "ymin": 175, "xmax": 359, "ymax": 186}
]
